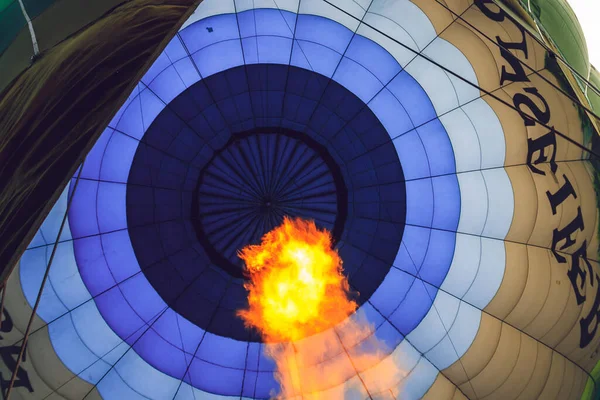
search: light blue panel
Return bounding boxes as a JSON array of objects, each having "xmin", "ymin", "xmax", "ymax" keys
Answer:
[
  {"xmin": 179, "ymin": 13, "xmax": 240, "ymax": 54},
  {"xmin": 148, "ymin": 64, "xmax": 188, "ymax": 104},
  {"xmin": 81, "ymin": 128, "xmax": 113, "ymax": 180},
  {"xmin": 96, "ymin": 182, "xmax": 127, "ymax": 232},
  {"xmin": 19, "ymin": 248, "xmax": 67, "ymax": 322},
  {"xmin": 405, "ymin": 179, "xmax": 433, "ymax": 227},
  {"xmin": 393, "ymin": 241, "xmax": 418, "ymax": 275},
  {"xmin": 164, "ymin": 35, "xmax": 188, "ymax": 62},
  {"xmin": 94, "ymin": 287, "xmax": 147, "ymax": 340},
  {"xmin": 114, "ymin": 92, "xmax": 144, "ymax": 139},
  {"xmin": 37, "ymin": 185, "xmax": 72, "ymax": 245},
  {"xmin": 99, "ymin": 132, "xmax": 138, "ymax": 183},
  {"xmin": 77, "ymin": 359, "xmax": 112, "ymax": 385},
  {"xmin": 176, "ymin": 313, "xmax": 205, "ymax": 354},
  {"xmin": 255, "ymin": 9, "xmax": 295, "ymax": 37},
  {"xmin": 388, "ymin": 279, "xmax": 433, "ymax": 335},
  {"xmin": 333, "ymin": 57, "xmax": 382, "ymax": 104},
  {"xmin": 417, "ymin": 119, "xmax": 456, "ymax": 176},
  {"xmin": 173, "ymin": 57, "xmax": 202, "ymax": 87},
  {"xmin": 367, "ymin": 89, "xmax": 413, "ymax": 139},
  {"xmin": 74, "ymin": 236, "xmax": 116, "ymax": 296},
  {"xmin": 119, "ymin": 276, "xmax": 166, "ymax": 324},
  {"xmin": 134, "ymin": 328, "xmax": 189, "ymax": 379},
  {"xmin": 113, "ymin": 344, "xmax": 181, "ymax": 400},
  {"xmin": 102, "ymin": 230, "xmax": 141, "ymax": 283},
  {"xmin": 192, "ymin": 40, "xmax": 244, "ymax": 78},
  {"xmin": 196, "ymin": 332, "xmax": 248, "ymax": 369},
  {"xmin": 141, "ymin": 51, "xmax": 173, "ymax": 86},
  {"xmin": 289, "ymin": 40, "xmax": 312, "ymax": 71},
  {"xmin": 27, "ymin": 229, "xmax": 46, "ymax": 249},
  {"xmin": 242, "ymin": 37, "xmax": 259, "ymax": 64},
  {"xmin": 172, "ymin": 382, "xmax": 196, "ymax": 400},
  {"xmin": 97, "ymin": 368, "xmax": 153, "ymax": 400},
  {"xmin": 392, "ymin": 130, "xmax": 430, "ymax": 180},
  {"xmin": 139, "ymin": 87, "xmax": 168, "ymax": 134},
  {"xmin": 108, "ymin": 84, "xmax": 142, "ymax": 130},
  {"xmin": 49, "ymin": 241, "xmax": 91, "ymax": 310},
  {"xmin": 425, "ymin": 302, "xmax": 480, "ymax": 370},
  {"xmin": 431, "ymin": 175, "xmax": 460, "ymax": 231},
  {"xmin": 345, "ymin": 35, "xmax": 401, "ymax": 84},
  {"xmin": 256, "ymin": 36, "xmax": 292, "ymax": 64},
  {"xmin": 188, "ymin": 357, "xmax": 244, "ymax": 396},
  {"xmin": 237, "ymin": 9, "xmax": 256, "ymax": 38},
  {"xmin": 396, "ymin": 358, "xmax": 439, "ymax": 400},
  {"xmin": 152, "ymin": 309, "xmax": 184, "ymax": 351},
  {"xmin": 462, "ymin": 238, "xmax": 506, "ymax": 309},
  {"xmin": 399, "ymin": 226, "xmax": 430, "ymax": 272},
  {"xmin": 369, "ymin": 268, "xmax": 415, "ymax": 318},
  {"xmin": 295, "ymin": 14, "xmax": 352, "ymax": 54},
  {"xmin": 71, "ymin": 301, "xmax": 124, "ymax": 358},
  {"xmin": 407, "ymin": 290, "xmax": 459, "ymax": 353},
  {"xmin": 103, "ymin": 340, "xmax": 132, "ymax": 366},
  {"xmin": 387, "ymin": 71, "xmax": 436, "ymax": 128},
  {"xmin": 49, "ymin": 314, "xmax": 104, "ymax": 378},
  {"xmin": 418, "ymin": 229, "xmax": 456, "ymax": 288}
]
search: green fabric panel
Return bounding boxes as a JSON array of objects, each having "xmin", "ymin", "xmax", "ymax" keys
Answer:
[
  {"xmin": 0, "ymin": 0, "xmax": 13, "ymax": 13},
  {"xmin": 0, "ymin": 1, "xmax": 27, "ymax": 57},
  {"xmin": 589, "ymin": 68, "xmax": 600, "ymax": 116},
  {"xmin": 22, "ymin": 0, "xmax": 58, "ymax": 19},
  {"xmin": 528, "ymin": 0, "xmax": 590, "ymax": 79}
]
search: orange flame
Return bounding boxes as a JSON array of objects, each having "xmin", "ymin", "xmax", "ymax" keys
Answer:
[{"xmin": 238, "ymin": 217, "xmax": 404, "ymax": 399}]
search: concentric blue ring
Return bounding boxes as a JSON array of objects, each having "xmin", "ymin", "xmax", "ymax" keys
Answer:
[{"xmin": 64, "ymin": 9, "xmax": 460, "ymax": 397}]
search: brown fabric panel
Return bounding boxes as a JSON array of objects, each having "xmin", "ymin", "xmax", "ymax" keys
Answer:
[
  {"xmin": 514, "ymin": 341, "xmax": 553, "ymax": 400},
  {"xmin": 479, "ymin": 333, "xmax": 538, "ymax": 400},
  {"xmin": 505, "ymin": 165, "xmax": 537, "ymax": 244},
  {"xmin": 421, "ymin": 374, "xmax": 463, "ymax": 400},
  {"xmin": 537, "ymin": 352, "xmax": 567, "ymax": 400},
  {"xmin": 444, "ymin": 313, "xmax": 502, "ymax": 389},
  {"xmin": 460, "ymin": 322, "xmax": 521, "ymax": 398},
  {"xmin": 0, "ymin": 0, "xmax": 201, "ymax": 285}
]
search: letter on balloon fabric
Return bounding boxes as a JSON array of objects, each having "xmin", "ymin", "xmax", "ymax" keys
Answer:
[
  {"xmin": 497, "ymin": 26, "xmax": 530, "ymax": 85},
  {"xmin": 546, "ymin": 174, "xmax": 577, "ymax": 215},
  {"xmin": 527, "ymin": 127, "xmax": 558, "ymax": 175},
  {"xmin": 551, "ymin": 207, "xmax": 584, "ymax": 263},
  {"xmin": 568, "ymin": 241, "xmax": 593, "ymax": 305},
  {"xmin": 514, "ymin": 87, "xmax": 551, "ymax": 126}
]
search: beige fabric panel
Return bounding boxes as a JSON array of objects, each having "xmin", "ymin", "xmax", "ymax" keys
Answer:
[
  {"xmin": 421, "ymin": 374, "xmax": 468, "ymax": 400},
  {"xmin": 409, "ymin": 0, "xmax": 462, "ymax": 35},
  {"xmin": 442, "ymin": 313, "xmax": 589, "ymax": 399},
  {"xmin": 504, "ymin": 165, "xmax": 537, "ymax": 245},
  {"xmin": 456, "ymin": 2, "xmax": 547, "ymax": 82}
]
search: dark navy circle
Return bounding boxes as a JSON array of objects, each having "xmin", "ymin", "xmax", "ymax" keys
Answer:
[
  {"xmin": 192, "ymin": 128, "xmax": 348, "ymax": 279},
  {"xmin": 126, "ymin": 64, "xmax": 406, "ymax": 341}
]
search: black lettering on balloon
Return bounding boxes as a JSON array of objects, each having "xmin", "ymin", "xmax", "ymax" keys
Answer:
[
  {"xmin": 568, "ymin": 241, "xmax": 594, "ymax": 305},
  {"xmin": 527, "ymin": 127, "xmax": 558, "ymax": 175},
  {"xmin": 551, "ymin": 207, "xmax": 584, "ymax": 263},
  {"xmin": 474, "ymin": 0, "xmax": 506, "ymax": 22},
  {"xmin": 0, "ymin": 309, "xmax": 13, "ymax": 341},
  {"xmin": 513, "ymin": 87, "xmax": 551, "ymax": 126},
  {"xmin": 580, "ymin": 273, "xmax": 600, "ymax": 348},
  {"xmin": 546, "ymin": 174, "xmax": 577, "ymax": 215},
  {"xmin": 0, "ymin": 344, "xmax": 33, "ymax": 394},
  {"xmin": 497, "ymin": 25, "xmax": 530, "ymax": 85}
]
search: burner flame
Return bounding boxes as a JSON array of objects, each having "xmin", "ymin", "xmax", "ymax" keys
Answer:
[{"xmin": 238, "ymin": 217, "xmax": 405, "ymax": 399}]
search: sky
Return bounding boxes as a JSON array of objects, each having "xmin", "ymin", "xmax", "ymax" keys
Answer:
[{"xmin": 568, "ymin": 0, "xmax": 600, "ymax": 70}]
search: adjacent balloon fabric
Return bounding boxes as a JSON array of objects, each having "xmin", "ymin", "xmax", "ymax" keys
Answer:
[{"xmin": 5, "ymin": 0, "xmax": 600, "ymax": 399}]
